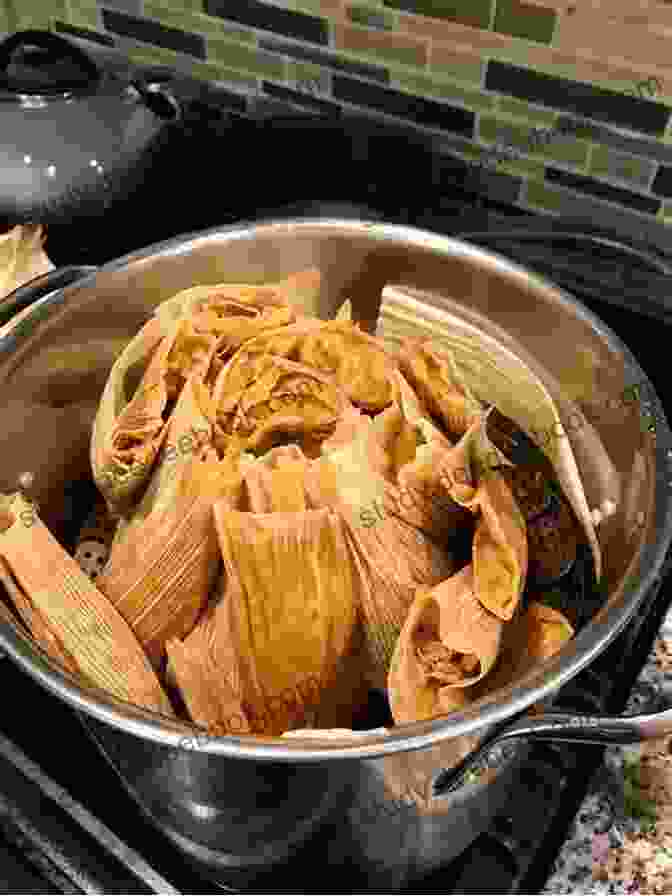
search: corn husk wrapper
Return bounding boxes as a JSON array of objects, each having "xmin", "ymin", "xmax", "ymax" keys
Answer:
[
  {"xmin": 388, "ymin": 565, "xmax": 501, "ymax": 724},
  {"xmin": 92, "ymin": 313, "xmax": 219, "ymax": 514},
  {"xmin": 296, "ymin": 320, "xmax": 397, "ymax": 413},
  {"xmin": 334, "ymin": 298, "xmax": 353, "ymax": 323},
  {"xmin": 524, "ymin": 601, "xmax": 575, "ymax": 659},
  {"xmin": 97, "ymin": 448, "xmax": 239, "ymax": 667},
  {"xmin": 98, "ymin": 378, "xmax": 250, "ymax": 666},
  {"xmin": 437, "ymin": 418, "xmax": 527, "ymax": 621},
  {"xmin": 213, "ymin": 352, "xmax": 348, "ymax": 459},
  {"xmin": 473, "ymin": 600, "xmax": 574, "ymax": 699},
  {"xmin": 0, "ymin": 555, "xmax": 79, "ymax": 674},
  {"xmin": 91, "ymin": 317, "xmax": 166, "ymax": 509},
  {"xmin": 0, "ymin": 492, "xmax": 172, "ymax": 714},
  {"xmin": 383, "ymin": 372, "xmax": 473, "ymax": 542},
  {"xmin": 342, "ymin": 513, "xmax": 455, "ymax": 689},
  {"xmin": 379, "ymin": 286, "xmax": 602, "ymax": 581},
  {"xmin": 396, "ymin": 338, "xmax": 482, "ymax": 439},
  {"xmin": 205, "ymin": 507, "xmax": 363, "ymax": 735},
  {"xmin": 166, "ymin": 572, "xmax": 252, "ymax": 736},
  {"xmin": 153, "ymin": 269, "xmax": 323, "ymax": 332},
  {"xmin": 110, "ymin": 375, "xmax": 218, "ymax": 551},
  {"xmin": 0, "ymin": 224, "xmax": 54, "ymax": 302},
  {"xmin": 309, "ymin": 386, "xmax": 458, "ymax": 686},
  {"xmin": 242, "ymin": 446, "xmax": 310, "ymax": 513}
]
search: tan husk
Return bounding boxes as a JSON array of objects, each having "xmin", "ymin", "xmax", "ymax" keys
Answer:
[
  {"xmin": 0, "ymin": 555, "xmax": 79, "ymax": 674},
  {"xmin": 379, "ymin": 285, "xmax": 603, "ymax": 581},
  {"xmin": 296, "ymin": 320, "xmax": 397, "ymax": 413},
  {"xmin": 98, "ymin": 380, "xmax": 249, "ymax": 666},
  {"xmin": 388, "ymin": 565, "xmax": 502, "ymax": 724},
  {"xmin": 0, "ymin": 224, "xmax": 54, "ymax": 301},
  {"xmin": 342, "ymin": 512, "xmax": 455, "ymax": 689},
  {"xmin": 210, "ymin": 507, "xmax": 363, "ymax": 735},
  {"xmin": 524, "ymin": 601, "xmax": 575, "ymax": 659},
  {"xmin": 91, "ymin": 316, "xmax": 167, "ymax": 512},
  {"xmin": 213, "ymin": 353, "xmax": 347, "ymax": 459},
  {"xmin": 0, "ymin": 493, "xmax": 173, "ymax": 714},
  {"xmin": 154, "ymin": 270, "xmax": 323, "ymax": 332},
  {"xmin": 166, "ymin": 573, "xmax": 251, "ymax": 736},
  {"xmin": 438, "ymin": 418, "xmax": 528, "ymax": 621}
]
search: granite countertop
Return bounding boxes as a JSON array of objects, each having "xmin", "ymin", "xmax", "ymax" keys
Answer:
[{"xmin": 541, "ymin": 606, "xmax": 672, "ymax": 895}]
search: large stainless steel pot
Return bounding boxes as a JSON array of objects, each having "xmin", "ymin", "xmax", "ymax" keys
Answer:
[{"xmin": 0, "ymin": 218, "xmax": 670, "ymax": 889}]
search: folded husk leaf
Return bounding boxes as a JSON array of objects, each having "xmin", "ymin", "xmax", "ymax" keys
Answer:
[
  {"xmin": 379, "ymin": 285, "xmax": 602, "ymax": 581},
  {"xmin": 385, "ymin": 371, "xmax": 474, "ymax": 542},
  {"xmin": 166, "ymin": 573, "xmax": 251, "ymax": 736},
  {"xmin": 388, "ymin": 565, "xmax": 502, "ymax": 724},
  {"xmin": 211, "ymin": 507, "xmax": 363, "ymax": 735},
  {"xmin": 153, "ymin": 270, "xmax": 322, "ymax": 334},
  {"xmin": 242, "ymin": 447, "xmax": 310, "ymax": 513},
  {"xmin": 99, "ymin": 377, "xmax": 249, "ymax": 665},
  {"xmin": 110, "ymin": 375, "xmax": 218, "ymax": 552},
  {"xmin": 97, "ymin": 449, "xmax": 237, "ymax": 667},
  {"xmin": 91, "ymin": 316, "xmax": 166, "ymax": 511},
  {"xmin": 396, "ymin": 338, "xmax": 482, "ymax": 439},
  {"xmin": 0, "ymin": 555, "xmax": 79, "ymax": 674},
  {"xmin": 438, "ymin": 419, "xmax": 527, "ymax": 621},
  {"xmin": 472, "ymin": 600, "xmax": 574, "ymax": 698},
  {"xmin": 94, "ymin": 313, "xmax": 220, "ymax": 514},
  {"xmin": 296, "ymin": 320, "xmax": 397, "ymax": 413},
  {"xmin": 213, "ymin": 352, "xmax": 347, "ymax": 459},
  {"xmin": 0, "ymin": 224, "xmax": 54, "ymax": 301},
  {"xmin": 0, "ymin": 492, "xmax": 173, "ymax": 714},
  {"xmin": 524, "ymin": 601, "xmax": 574, "ymax": 659},
  {"xmin": 342, "ymin": 512, "xmax": 455, "ymax": 689}
]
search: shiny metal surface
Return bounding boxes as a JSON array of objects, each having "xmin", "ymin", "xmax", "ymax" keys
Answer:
[
  {"xmin": 0, "ymin": 218, "xmax": 669, "ymax": 884},
  {"xmin": 435, "ymin": 704, "xmax": 672, "ymax": 794},
  {"xmin": 0, "ymin": 31, "xmax": 180, "ymax": 222}
]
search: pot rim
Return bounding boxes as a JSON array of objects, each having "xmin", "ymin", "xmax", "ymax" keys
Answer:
[{"xmin": 1, "ymin": 216, "xmax": 671, "ymax": 761}]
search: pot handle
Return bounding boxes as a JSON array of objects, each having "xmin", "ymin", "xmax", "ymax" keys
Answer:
[
  {"xmin": 0, "ymin": 266, "xmax": 97, "ymax": 329},
  {"xmin": 0, "ymin": 30, "xmax": 101, "ymax": 91},
  {"xmin": 431, "ymin": 704, "xmax": 672, "ymax": 796}
]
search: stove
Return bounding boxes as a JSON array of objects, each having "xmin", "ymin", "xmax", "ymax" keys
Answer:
[{"xmin": 1, "ymin": 75, "xmax": 672, "ymax": 894}]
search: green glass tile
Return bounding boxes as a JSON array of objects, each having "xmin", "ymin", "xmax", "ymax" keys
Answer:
[
  {"xmin": 0, "ymin": 4, "xmax": 12, "ymax": 32},
  {"xmin": 659, "ymin": 201, "xmax": 672, "ymax": 220},
  {"xmin": 499, "ymin": 156, "xmax": 545, "ymax": 180},
  {"xmin": 189, "ymin": 60, "xmax": 258, "ymax": 88},
  {"xmin": 346, "ymin": 43, "xmax": 423, "ymax": 71},
  {"xmin": 348, "ymin": 3, "xmax": 397, "ymax": 29},
  {"xmin": 58, "ymin": 0, "xmax": 99, "ymax": 28},
  {"xmin": 394, "ymin": 72, "xmax": 495, "ymax": 112},
  {"xmin": 494, "ymin": 0, "xmax": 555, "ymax": 43},
  {"xmin": 143, "ymin": 2, "xmax": 254, "ymax": 41},
  {"xmin": 383, "ymin": 0, "xmax": 491, "ymax": 30},
  {"xmin": 523, "ymin": 179, "xmax": 565, "ymax": 213},
  {"xmin": 208, "ymin": 37, "xmax": 287, "ymax": 81},
  {"xmin": 126, "ymin": 42, "xmax": 182, "ymax": 68},
  {"xmin": 287, "ymin": 60, "xmax": 330, "ymax": 94},
  {"xmin": 10, "ymin": 0, "xmax": 66, "ymax": 30},
  {"xmin": 155, "ymin": 0, "xmax": 204, "ymax": 10},
  {"xmin": 460, "ymin": 144, "xmax": 487, "ymax": 162},
  {"xmin": 479, "ymin": 115, "xmax": 589, "ymax": 168},
  {"xmin": 589, "ymin": 145, "xmax": 655, "ymax": 190},
  {"xmin": 497, "ymin": 97, "xmax": 557, "ymax": 127},
  {"xmin": 427, "ymin": 55, "xmax": 483, "ymax": 87}
]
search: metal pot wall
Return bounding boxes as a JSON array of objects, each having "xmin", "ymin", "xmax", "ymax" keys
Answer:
[{"xmin": 0, "ymin": 218, "xmax": 669, "ymax": 888}]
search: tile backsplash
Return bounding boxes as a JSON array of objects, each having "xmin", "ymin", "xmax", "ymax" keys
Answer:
[{"xmin": 4, "ymin": 0, "xmax": 672, "ymax": 238}]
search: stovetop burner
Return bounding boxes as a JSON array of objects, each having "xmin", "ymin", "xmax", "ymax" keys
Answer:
[{"xmin": 1, "ymin": 88, "xmax": 671, "ymax": 893}]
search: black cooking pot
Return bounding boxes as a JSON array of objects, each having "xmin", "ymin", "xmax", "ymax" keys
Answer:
[{"xmin": 0, "ymin": 30, "xmax": 181, "ymax": 229}]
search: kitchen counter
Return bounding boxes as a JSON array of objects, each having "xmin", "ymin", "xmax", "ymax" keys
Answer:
[{"xmin": 541, "ymin": 605, "xmax": 672, "ymax": 895}]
